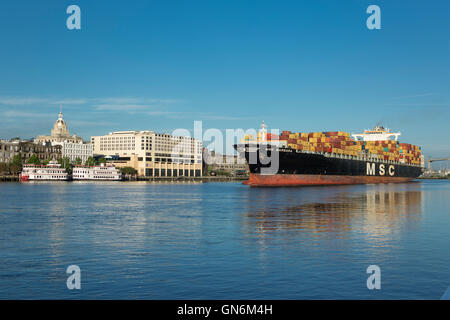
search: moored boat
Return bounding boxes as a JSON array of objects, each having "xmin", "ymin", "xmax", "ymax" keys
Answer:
[
  {"xmin": 72, "ymin": 163, "xmax": 122, "ymax": 181},
  {"xmin": 20, "ymin": 160, "xmax": 69, "ymax": 181}
]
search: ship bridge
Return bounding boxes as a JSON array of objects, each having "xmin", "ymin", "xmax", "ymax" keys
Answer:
[{"xmin": 352, "ymin": 126, "xmax": 401, "ymax": 142}]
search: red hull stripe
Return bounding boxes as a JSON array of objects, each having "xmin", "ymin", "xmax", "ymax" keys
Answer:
[{"xmin": 244, "ymin": 174, "xmax": 413, "ymax": 186}]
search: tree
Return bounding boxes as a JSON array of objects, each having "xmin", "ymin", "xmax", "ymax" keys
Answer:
[
  {"xmin": 43, "ymin": 159, "xmax": 50, "ymax": 165},
  {"xmin": 9, "ymin": 164, "xmax": 21, "ymax": 175},
  {"xmin": 9, "ymin": 155, "xmax": 22, "ymax": 175},
  {"xmin": 74, "ymin": 157, "xmax": 82, "ymax": 165},
  {"xmin": 86, "ymin": 157, "xmax": 95, "ymax": 166},
  {"xmin": 214, "ymin": 170, "xmax": 232, "ymax": 177},
  {"xmin": 119, "ymin": 166, "xmax": 137, "ymax": 175},
  {"xmin": 97, "ymin": 157, "xmax": 107, "ymax": 165},
  {"xmin": 0, "ymin": 162, "xmax": 8, "ymax": 174},
  {"xmin": 58, "ymin": 157, "xmax": 73, "ymax": 174},
  {"xmin": 27, "ymin": 154, "xmax": 41, "ymax": 165}
]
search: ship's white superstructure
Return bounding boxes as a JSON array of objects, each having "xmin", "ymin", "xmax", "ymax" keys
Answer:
[
  {"xmin": 352, "ymin": 126, "xmax": 401, "ymax": 142},
  {"xmin": 20, "ymin": 160, "xmax": 68, "ymax": 181},
  {"xmin": 73, "ymin": 163, "xmax": 122, "ymax": 180}
]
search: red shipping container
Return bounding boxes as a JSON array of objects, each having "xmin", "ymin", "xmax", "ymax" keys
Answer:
[{"xmin": 267, "ymin": 133, "xmax": 279, "ymax": 140}]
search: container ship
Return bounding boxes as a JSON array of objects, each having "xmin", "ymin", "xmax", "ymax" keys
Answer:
[{"xmin": 234, "ymin": 122, "xmax": 424, "ymax": 187}]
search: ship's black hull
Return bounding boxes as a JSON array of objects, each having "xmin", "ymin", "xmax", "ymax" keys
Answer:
[{"xmin": 234, "ymin": 144, "xmax": 423, "ymax": 186}]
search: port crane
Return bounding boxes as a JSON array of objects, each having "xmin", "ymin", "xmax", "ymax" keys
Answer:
[{"xmin": 427, "ymin": 158, "xmax": 450, "ymax": 169}]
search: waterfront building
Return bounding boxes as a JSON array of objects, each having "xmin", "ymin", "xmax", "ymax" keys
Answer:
[
  {"xmin": 91, "ymin": 131, "xmax": 203, "ymax": 177},
  {"xmin": 35, "ymin": 110, "xmax": 83, "ymax": 146},
  {"xmin": 203, "ymin": 150, "xmax": 248, "ymax": 175},
  {"xmin": 62, "ymin": 142, "xmax": 93, "ymax": 164},
  {"xmin": 0, "ymin": 140, "xmax": 62, "ymax": 163}
]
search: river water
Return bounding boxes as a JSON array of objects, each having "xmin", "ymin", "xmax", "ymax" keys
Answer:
[{"xmin": 0, "ymin": 180, "xmax": 449, "ymax": 299}]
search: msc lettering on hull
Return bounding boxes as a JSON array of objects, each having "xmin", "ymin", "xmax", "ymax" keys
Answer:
[{"xmin": 366, "ymin": 162, "xmax": 395, "ymax": 176}]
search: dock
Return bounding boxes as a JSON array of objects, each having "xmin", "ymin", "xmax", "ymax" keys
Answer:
[
  {"xmin": 134, "ymin": 176, "xmax": 249, "ymax": 182},
  {"xmin": 0, "ymin": 175, "xmax": 19, "ymax": 182},
  {"xmin": 0, "ymin": 175, "xmax": 248, "ymax": 183}
]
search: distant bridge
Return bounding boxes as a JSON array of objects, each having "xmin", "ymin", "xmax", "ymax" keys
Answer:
[{"xmin": 427, "ymin": 158, "xmax": 450, "ymax": 169}]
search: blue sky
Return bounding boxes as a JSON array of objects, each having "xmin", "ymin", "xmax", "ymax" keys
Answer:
[{"xmin": 0, "ymin": 0, "xmax": 449, "ymax": 158}]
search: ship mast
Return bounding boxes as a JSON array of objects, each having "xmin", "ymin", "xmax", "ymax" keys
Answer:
[{"xmin": 259, "ymin": 121, "xmax": 267, "ymax": 143}]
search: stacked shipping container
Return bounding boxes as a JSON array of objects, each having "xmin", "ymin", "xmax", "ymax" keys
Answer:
[{"xmin": 266, "ymin": 131, "xmax": 423, "ymax": 165}]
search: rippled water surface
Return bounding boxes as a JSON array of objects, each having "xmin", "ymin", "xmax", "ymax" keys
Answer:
[{"xmin": 0, "ymin": 180, "xmax": 449, "ymax": 299}]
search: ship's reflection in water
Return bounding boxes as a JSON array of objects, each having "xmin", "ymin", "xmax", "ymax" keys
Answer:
[{"xmin": 243, "ymin": 184, "xmax": 424, "ymax": 243}]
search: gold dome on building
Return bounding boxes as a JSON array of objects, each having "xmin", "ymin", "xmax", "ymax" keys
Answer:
[
  {"xmin": 35, "ymin": 108, "xmax": 83, "ymax": 146},
  {"xmin": 51, "ymin": 111, "xmax": 70, "ymax": 137}
]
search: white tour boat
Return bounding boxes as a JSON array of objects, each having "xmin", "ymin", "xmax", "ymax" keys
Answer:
[
  {"xmin": 20, "ymin": 160, "xmax": 69, "ymax": 181},
  {"xmin": 72, "ymin": 163, "xmax": 122, "ymax": 181}
]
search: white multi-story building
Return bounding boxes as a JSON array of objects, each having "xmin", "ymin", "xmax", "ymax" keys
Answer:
[
  {"xmin": 62, "ymin": 142, "xmax": 93, "ymax": 164},
  {"xmin": 90, "ymin": 130, "xmax": 203, "ymax": 177}
]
